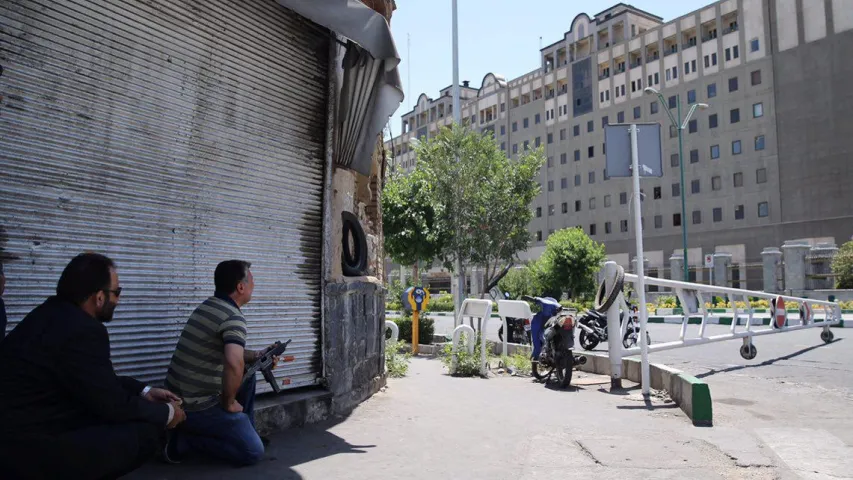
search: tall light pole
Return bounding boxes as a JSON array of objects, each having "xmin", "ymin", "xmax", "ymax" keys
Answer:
[
  {"xmin": 644, "ymin": 87, "xmax": 707, "ymax": 281},
  {"xmin": 451, "ymin": 0, "xmax": 464, "ymax": 315}
]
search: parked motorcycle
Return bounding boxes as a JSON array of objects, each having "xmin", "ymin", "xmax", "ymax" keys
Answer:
[
  {"xmin": 576, "ymin": 304, "xmax": 651, "ymax": 351},
  {"xmin": 522, "ymin": 295, "xmax": 586, "ymax": 388}
]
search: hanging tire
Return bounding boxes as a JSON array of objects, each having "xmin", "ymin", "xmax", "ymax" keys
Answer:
[
  {"xmin": 554, "ymin": 353, "xmax": 574, "ymax": 388},
  {"xmin": 595, "ymin": 265, "xmax": 624, "ymax": 313},
  {"xmin": 341, "ymin": 211, "xmax": 368, "ymax": 277},
  {"xmin": 579, "ymin": 330, "xmax": 600, "ymax": 351}
]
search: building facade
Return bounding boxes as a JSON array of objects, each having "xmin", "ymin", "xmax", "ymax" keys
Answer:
[{"xmin": 386, "ymin": 0, "xmax": 853, "ymax": 289}]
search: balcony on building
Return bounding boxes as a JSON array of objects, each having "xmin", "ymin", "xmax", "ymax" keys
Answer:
[
  {"xmin": 430, "ymin": 106, "xmax": 437, "ymax": 123},
  {"xmin": 437, "ymin": 103, "xmax": 445, "ymax": 119},
  {"xmin": 681, "ymin": 26, "xmax": 698, "ymax": 51},
  {"xmin": 545, "ymin": 86, "xmax": 555, "ymax": 100},
  {"xmin": 645, "ymin": 43, "xmax": 660, "ymax": 62},
  {"xmin": 598, "ymin": 28, "xmax": 610, "ymax": 50},
  {"xmin": 511, "ymin": 96, "xmax": 520, "ymax": 108},
  {"xmin": 556, "ymin": 79, "xmax": 569, "ymax": 96},
  {"xmin": 531, "ymin": 87, "xmax": 543, "ymax": 102},
  {"xmin": 701, "ymin": 19, "xmax": 718, "ymax": 43},
  {"xmin": 479, "ymin": 105, "xmax": 497, "ymax": 124},
  {"xmin": 574, "ymin": 35, "xmax": 592, "ymax": 60},
  {"xmin": 614, "ymin": 54, "xmax": 626, "ymax": 74},
  {"xmin": 722, "ymin": 11, "xmax": 739, "ymax": 36},
  {"xmin": 521, "ymin": 92, "xmax": 532, "ymax": 105},
  {"xmin": 629, "ymin": 49, "xmax": 643, "ymax": 69},
  {"xmin": 663, "ymin": 35, "xmax": 678, "ymax": 56},
  {"xmin": 543, "ymin": 53, "xmax": 555, "ymax": 73},
  {"xmin": 612, "ymin": 20, "xmax": 626, "ymax": 44},
  {"xmin": 598, "ymin": 61, "xmax": 611, "ymax": 80},
  {"xmin": 556, "ymin": 47, "xmax": 568, "ymax": 67}
]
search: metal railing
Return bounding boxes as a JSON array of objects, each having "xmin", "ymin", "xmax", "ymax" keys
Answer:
[{"xmin": 450, "ymin": 299, "xmax": 493, "ymax": 376}]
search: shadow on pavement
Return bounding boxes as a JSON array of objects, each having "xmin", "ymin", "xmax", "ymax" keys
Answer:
[
  {"xmin": 695, "ymin": 338, "xmax": 842, "ymax": 379},
  {"xmin": 128, "ymin": 418, "xmax": 375, "ymax": 480}
]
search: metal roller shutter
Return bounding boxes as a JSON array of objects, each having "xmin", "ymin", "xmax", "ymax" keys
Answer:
[{"xmin": 0, "ymin": 0, "xmax": 329, "ymax": 392}]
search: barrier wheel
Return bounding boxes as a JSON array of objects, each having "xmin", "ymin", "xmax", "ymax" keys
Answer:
[
  {"xmin": 739, "ymin": 343, "xmax": 757, "ymax": 360},
  {"xmin": 821, "ymin": 330, "xmax": 834, "ymax": 344}
]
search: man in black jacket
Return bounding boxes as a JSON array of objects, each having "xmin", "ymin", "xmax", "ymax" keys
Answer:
[{"xmin": 0, "ymin": 253, "xmax": 186, "ymax": 479}]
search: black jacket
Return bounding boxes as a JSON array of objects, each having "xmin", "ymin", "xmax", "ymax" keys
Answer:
[{"xmin": 0, "ymin": 297, "xmax": 169, "ymax": 435}]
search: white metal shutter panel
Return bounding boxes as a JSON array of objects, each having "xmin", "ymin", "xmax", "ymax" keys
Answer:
[{"xmin": 0, "ymin": 0, "xmax": 328, "ymax": 392}]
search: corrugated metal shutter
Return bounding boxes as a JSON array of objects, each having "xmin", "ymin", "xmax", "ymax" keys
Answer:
[{"xmin": 0, "ymin": 0, "xmax": 329, "ymax": 392}]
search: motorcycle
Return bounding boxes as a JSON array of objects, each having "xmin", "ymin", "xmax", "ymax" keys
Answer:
[
  {"xmin": 576, "ymin": 303, "xmax": 651, "ymax": 351},
  {"xmin": 522, "ymin": 295, "xmax": 586, "ymax": 388}
]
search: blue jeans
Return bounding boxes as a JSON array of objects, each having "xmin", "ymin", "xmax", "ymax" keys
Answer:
[{"xmin": 174, "ymin": 374, "xmax": 264, "ymax": 466}]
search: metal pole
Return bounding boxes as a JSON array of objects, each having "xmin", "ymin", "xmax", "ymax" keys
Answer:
[
  {"xmin": 604, "ymin": 261, "xmax": 623, "ymax": 389},
  {"xmin": 630, "ymin": 125, "xmax": 651, "ymax": 397},
  {"xmin": 677, "ymin": 96, "xmax": 688, "ymax": 281},
  {"xmin": 451, "ymin": 0, "xmax": 460, "ymax": 124}
]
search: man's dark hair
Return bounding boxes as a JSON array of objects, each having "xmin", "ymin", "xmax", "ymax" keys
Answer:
[
  {"xmin": 214, "ymin": 260, "xmax": 252, "ymax": 295},
  {"xmin": 56, "ymin": 253, "xmax": 116, "ymax": 305}
]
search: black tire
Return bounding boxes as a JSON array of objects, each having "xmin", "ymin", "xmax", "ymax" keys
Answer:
[
  {"xmin": 497, "ymin": 326, "xmax": 504, "ymax": 343},
  {"xmin": 554, "ymin": 353, "xmax": 574, "ymax": 388},
  {"xmin": 341, "ymin": 211, "xmax": 368, "ymax": 277},
  {"xmin": 623, "ymin": 328, "xmax": 651, "ymax": 349},
  {"xmin": 821, "ymin": 330, "xmax": 834, "ymax": 344},
  {"xmin": 595, "ymin": 265, "xmax": 625, "ymax": 313},
  {"xmin": 579, "ymin": 330, "xmax": 600, "ymax": 351},
  {"xmin": 531, "ymin": 361, "xmax": 552, "ymax": 381}
]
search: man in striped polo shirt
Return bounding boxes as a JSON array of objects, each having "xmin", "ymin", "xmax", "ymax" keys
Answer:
[{"xmin": 163, "ymin": 260, "xmax": 278, "ymax": 466}]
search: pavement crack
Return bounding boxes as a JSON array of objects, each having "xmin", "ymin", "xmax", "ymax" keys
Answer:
[{"xmin": 574, "ymin": 440, "xmax": 602, "ymax": 466}]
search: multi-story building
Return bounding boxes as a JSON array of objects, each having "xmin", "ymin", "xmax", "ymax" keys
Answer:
[{"xmin": 386, "ymin": 1, "xmax": 853, "ymax": 289}]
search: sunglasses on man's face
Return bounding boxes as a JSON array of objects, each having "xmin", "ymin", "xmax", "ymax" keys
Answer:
[{"xmin": 103, "ymin": 287, "xmax": 123, "ymax": 298}]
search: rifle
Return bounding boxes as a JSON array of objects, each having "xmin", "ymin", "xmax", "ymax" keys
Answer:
[{"xmin": 242, "ymin": 339, "xmax": 294, "ymax": 393}]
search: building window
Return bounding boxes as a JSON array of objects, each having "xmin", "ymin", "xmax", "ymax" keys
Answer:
[
  {"xmin": 562, "ymin": 202, "xmax": 568, "ymax": 213},
  {"xmin": 751, "ymin": 70, "xmax": 762, "ymax": 85},
  {"xmin": 650, "ymin": 101, "xmax": 659, "ymax": 114},
  {"xmin": 560, "ymin": 128, "xmax": 566, "ymax": 141},
  {"xmin": 513, "ymin": 144, "xmax": 518, "ymax": 154},
  {"xmin": 602, "ymin": 116, "xmax": 609, "ymax": 128},
  {"xmin": 668, "ymin": 95, "xmax": 677, "ymax": 109},
  {"xmin": 501, "ymin": 126, "xmax": 506, "ymax": 136},
  {"xmin": 693, "ymin": 210, "xmax": 702, "ymax": 224},
  {"xmin": 751, "ymin": 38, "xmax": 760, "ymax": 52},
  {"xmin": 684, "ymin": 61, "xmax": 690, "ymax": 74},
  {"xmin": 621, "ymin": 219, "xmax": 629, "ymax": 232},
  {"xmin": 574, "ymin": 125, "xmax": 580, "ymax": 136},
  {"xmin": 524, "ymin": 140, "xmax": 529, "ymax": 150},
  {"xmin": 547, "ymin": 133, "xmax": 554, "ymax": 144},
  {"xmin": 712, "ymin": 175, "xmax": 722, "ymax": 190},
  {"xmin": 730, "ymin": 108, "xmax": 741, "ymax": 124},
  {"xmin": 501, "ymin": 102, "xmax": 506, "ymax": 112},
  {"xmin": 673, "ymin": 213, "xmax": 682, "ymax": 226},
  {"xmin": 755, "ymin": 135, "xmax": 765, "ymax": 151},
  {"xmin": 589, "ymin": 197, "xmax": 597, "ymax": 210},
  {"xmin": 547, "ymin": 180, "xmax": 554, "ymax": 191},
  {"xmin": 735, "ymin": 204, "xmax": 745, "ymax": 220},
  {"xmin": 604, "ymin": 195, "xmax": 611, "ymax": 207},
  {"xmin": 655, "ymin": 72, "xmax": 660, "ymax": 84},
  {"xmin": 708, "ymin": 83, "xmax": 717, "ymax": 98},
  {"xmin": 691, "ymin": 179, "xmax": 700, "ymax": 194},
  {"xmin": 523, "ymin": 118, "xmax": 529, "ymax": 128},
  {"xmin": 501, "ymin": 142, "xmax": 506, "ymax": 151},
  {"xmin": 574, "ymin": 150, "xmax": 581, "ymax": 161},
  {"xmin": 690, "ymin": 149, "xmax": 699, "ymax": 164},
  {"xmin": 673, "ymin": 66, "xmax": 678, "ymax": 79},
  {"xmin": 536, "ymin": 137, "xmax": 543, "ymax": 148},
  {"xmin": 588, "ymin": 146, "xmax": 595, "ymax": 158},
  {"xmin": 670, "ymin": 125, "xmax": 677, "ymax": 138},
  {"xmin": 621, "ymin": 85, "xmax": 626, "ymax": 96},
  {"xmin": 733, "ymin": 45, "xmax": 739, "ymax": 59},
  {"xmin": 671, "ymin": 153, "xmax": 680, "ymax": 167},
  {"xmin": 588, "ymin": 171, "xmax": 596, "ymax": 184},
  {"xmin": 512, "ymin": 122, "xmax": 518, "ymax": 132},
  {"xmin": 753, "ymin": 103, "xmax": 764, "ymax": 118},
  {"xmin": 732, "ymin": 140, "xmax": 742, "ymax": 155},
  {"xmin": 756, "ymin": 168, "xmax": 767, "ymax": 184},
  {"xmin": 606, "ymin": 90, "xmax": 611, "ymax": 101},
  {"xmin": 536, "ymin": 231, "xmax": 542, "ymax": 241},
  {"xmin": 688, "ymin": 119, "xmax": 698, "ymax": 133},
  {"xmin": 575, "ymin": 200, "xmax": 582, "ymax": 212},
  {"xmin": 601, "ymin": 92, "xmax": 605, "ymax": 103},
  {"xmin": 561, "ymin": 177, "xmax": 568, "ymax": 189},
  {"xmin": 704, "ymin": 55, "xmax": 710, "ymax": 68},
  {"xmin": 687, "ymin": 89, "xmax": 696, "ymax": 104},
  {"xmin": 711, "ymin": 144, "xmax": 720, "ymax": 159},
  {"xmin": 575, "ymin": 174, "xmax": 581, "ymax": 186},
  {"xmin": 734, "ymin": 172, "xmax": 744, "ymax": 187},
  {"xmin": 587, "ymin": 120, "xmax": 594, "ymax": 132},
  {"xmin": 725, "ymin": 47, "xmax": 732, "ymax": 62},
  {"xmin": 547, "ymin": 204, "xmax": 554, "ymax": 216},
  {"xmin": 713, "ymin": 207, "xmax": 722, "ymax": 222},
  {"xmin": 620, "ymin": 192, "xmax": 628, "ymax": 204},
  {"xmin": 654, "ymin": 186, "xmax": 662, "ymax": 199},
  {"xmin": 672, "ymin": 183, "xmax": 681, "ymax": 197},
  {"xmin": 535, "ymin": 113, "xmax": 541, "ymax": 124},
  {"xmin": 634, "ymin": 106, "xmax": 641, "ymax": 119},
  {"xmin": 536, "ymin": 206, "xmax": 542, "ymax": 218},
  {"xmin": 589, "ymin": 224, "xmax": 597, "ymax": 236},
  {"xmin": 654, "ymin": 215, "xmax": 662, "ymax": 228},
  {"xmin": 617, "ymin": 111, "xmax": 625, "ymax": 123},
  {"xmin": 729, "ymin": 77, "xmax": 739, "ymax": 92},
  {"xmin": 758, "ymin": 202, "xmax": 769, "ymax": 217}
]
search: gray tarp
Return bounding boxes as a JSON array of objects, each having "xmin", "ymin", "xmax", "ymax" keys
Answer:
[{"xmin": 277, "ymin": 0, "xmax": 403, "ymax": 176}]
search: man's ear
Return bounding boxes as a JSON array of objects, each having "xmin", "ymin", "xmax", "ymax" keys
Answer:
[
  {"xmin": 235, "ymin": 282, "xmax": 245, "ymax": 295},
  {"xmin": 94, "ymin": 290, "xmax": 106, "ymax": 308}
]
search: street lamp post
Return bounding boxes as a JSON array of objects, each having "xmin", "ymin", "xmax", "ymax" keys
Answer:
[{"xmin": 644, "ymin": 87, "xmax": 707, "ymax": 281}]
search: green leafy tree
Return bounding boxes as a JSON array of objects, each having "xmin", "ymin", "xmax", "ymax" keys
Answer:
[
  {"xmin": 382, "ymin": 169, "xmax": 446, "ymax": 284},
  {"xmin": 497, "ymin": 265, "xmax": 539, "ymax": 299},
  {"xmin": 833, "ymin": 240, "xmax": 853, "ymax": 289},
  {"xmin": 535, "ymin": 227, "xmax": 606, "ymax": 300},
  {"xmin": 416, "ymin": 125, "xmax": 544, "ymax": 297}
]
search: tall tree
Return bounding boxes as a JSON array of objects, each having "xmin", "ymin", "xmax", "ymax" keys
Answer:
[
  {"xmin": 415, "ymin": 125, "xmax": 544, "ymax": 297},
  {"xmin": 535, "ymin": 227, "xmax": 606, "ymax": 300}
]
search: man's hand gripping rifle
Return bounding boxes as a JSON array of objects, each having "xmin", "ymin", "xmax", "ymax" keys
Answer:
[{"xmin": 242, "ymin": 339, "xmax": 294, "ymax": 393}]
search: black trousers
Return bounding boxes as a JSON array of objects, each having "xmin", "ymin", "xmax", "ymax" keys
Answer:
[{"xmin": 0, "ymin": 422, "xmax": 160, "ymax": 480}]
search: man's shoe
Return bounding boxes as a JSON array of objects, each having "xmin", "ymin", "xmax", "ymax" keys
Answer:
[{"xmin": 163, "ymin": 432, "xmax": 184, "ymax": 464}]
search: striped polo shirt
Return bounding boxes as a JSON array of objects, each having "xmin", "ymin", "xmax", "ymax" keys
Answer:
[{"xmin": 164, "ymin": 296, "xmax": 247, "ymax": 411}]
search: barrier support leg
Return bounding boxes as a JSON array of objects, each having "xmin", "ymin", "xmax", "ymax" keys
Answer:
[{"xmin": 604, "ymin": 261, "xmax": 623, "ymax": 389}]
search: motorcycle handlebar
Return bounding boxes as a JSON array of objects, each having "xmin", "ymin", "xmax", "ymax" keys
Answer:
[{"xmin": 521, "ymin": 295, "xmax": 536, "ymax": 302}]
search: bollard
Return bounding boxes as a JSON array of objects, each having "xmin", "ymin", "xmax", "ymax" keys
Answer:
[
  {"xmin": 761, "ymin": 247, "xmax": 783, "ymax": 293},
  {"xmin": 450, "ymin": 324, "xmax": 476, "ymax": 375},
  {"xmin": 603, "ymin": 261, "xmax": 623, "ymax": 389},
  {"xmin": 782, "ymin": 241, "xmax": 811, "ymax": 292},
  {"xmin": 670, "ymin": 253, "xmax": 684, "ymax": 282},
  {"xmin": 713, "ymin": 252, "xmax": 732, "ymax": 288}
]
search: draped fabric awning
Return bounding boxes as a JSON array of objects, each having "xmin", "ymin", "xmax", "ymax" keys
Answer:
[{"xmin": 277, "ymin": 0, "xmax": 403, "ymax": 176}]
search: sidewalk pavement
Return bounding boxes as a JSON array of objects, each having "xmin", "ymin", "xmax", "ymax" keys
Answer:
[{"xmin": 129, "ymin": 353, "xmax": 853, "ymax": 480}]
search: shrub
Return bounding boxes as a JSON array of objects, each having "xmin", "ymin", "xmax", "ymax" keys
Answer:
[
  {"xmin": 500, "ymin": 353, "xmax": 532, "ymax": 376},
  {"xmin": 832, "ymin": 241, "xmax": 853, "ymax": 289},
  {"xmin": 390, "ymin": 315, "xmax": 435, "ymax": 345},
  {"xmin": 425, "ymin": 295, "xmax": 455, "ymax": 312},
  {"xmin": 439, "ymin": 331, "xmax": 493, "ymax": 377},
  {"xmin": 385, "ymin": 340, "xmax": 411, "ymax": 378},
  {"xmin": 386, "ymin": 300, "xmax": 402, "ymax": 311}
]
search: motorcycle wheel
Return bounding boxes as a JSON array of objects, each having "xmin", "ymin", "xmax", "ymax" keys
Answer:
[
  {"xmin": 498, "ymin": 326, "xmax": 504, "ymax": 343},
  {"xmin": 554, "ymin": 353, "xmax": 574, "ymax": 388},
  {"xmin": 579, "ymin": 330, "xmax": 600, "ymax": 351},
  {"xmin": 622, "ymin": 328, "xmax": 652, "ymax": 349},
  {"xmin": 531, "ymin": 361, "xmax": 552, "ymax": 381}
]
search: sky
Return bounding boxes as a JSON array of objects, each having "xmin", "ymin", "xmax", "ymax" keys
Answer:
[{"xmin": 387, "ymin": 0, "xmax": 715, "ymax": 136}]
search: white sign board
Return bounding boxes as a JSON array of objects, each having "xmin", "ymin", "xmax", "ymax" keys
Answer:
[{"xmin": 704, "ymin": 254, "xmax": 714, "ymax": 268}]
